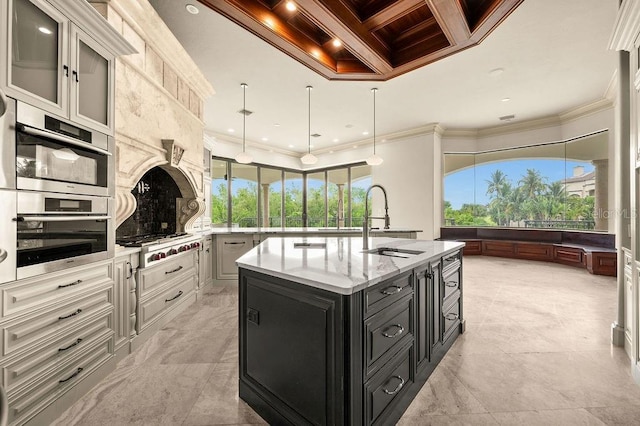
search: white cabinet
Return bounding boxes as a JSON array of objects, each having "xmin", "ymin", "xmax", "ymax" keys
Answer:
[
  {"xmin": 114, "ymin": 252, "xmax": 139, "ymax": 356},
  {"xmin": 214, "ymin": 234, "xmax": 254, "ymax": 282},
  {"xmin": 198, "ymin": 236, "xmax": 213, "ymax": 290},
  {"xmin": 1, "ymin": 0, "xmax": 134, "ymax": 135}
]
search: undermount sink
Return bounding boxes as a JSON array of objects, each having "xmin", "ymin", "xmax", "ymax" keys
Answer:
[
  {"xmin": 364, "ymin": 247, "xmax": 424, "ymax": 258},
  {"xmin": 293, "ymin": 242, "xmax": 327, "ymax": 249}
]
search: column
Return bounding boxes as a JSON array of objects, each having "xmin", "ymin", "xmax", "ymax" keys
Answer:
[
  {"xmin": 337, "ymin": 184, "xmax": 345, "ymax": 228},
  {"xmin": 261, "ymin": 184, "xmax": 270, "ymax": 227},
  {"xmin": 592, "ymin": 159, "xmax": 609, "ymax": 231}
]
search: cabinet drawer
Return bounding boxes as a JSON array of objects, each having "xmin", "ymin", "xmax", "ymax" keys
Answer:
[
  {"xmin": 216, "ymin": 235, "xmax": 254, "ymax": 280},
  {"xmin": 2, "ymin": 262, "xmax": 112, "ymax": 319},
  {"xmin": 365, "ymin": 344, "xmax": 413, "ymax": 426},
  {"xmin": 138, "ymin": 252, "xmax": 196, "ymax": 298},
  {"xmin": 2, "ymin": 284, "xmax": 112, "ymax": 357},
  {"xmin": 442, "ymin": 268, "xmax": 460, "ymax": 301},
  {"xmin": 1, "ymin": 311, "xmax": 112, "ymax": 393},
  {"xmin": 137, "ymin": 276, "xmax": 196, "ymax": 332},
  {"xmin": 442, "ymin": 298, "xmax": 461, "ymax": 343},
  {"xmin": 8, "ymin": 335, "xmax": 112, "ymax": 426},
  {"xmin": 515, "ymin": 242, "xmax": 553, "ymax": 261},
  {"xmin": 482, "ymin": 241, "xmax": 514, "ymax": 256},
  {"xmin": 364, "ymin": 295, "xmax": 413, "ymax": 377},
  {"xmin": 442, "ymin": 250, "xmax": 461, "ymax": 271},
  {"xmin": 554, "ymin": 246, "xmax": 584, "ymax": 266},
  {"xmin": 364, "ymin": 271, "xmax": 413, "ymax": 317}
]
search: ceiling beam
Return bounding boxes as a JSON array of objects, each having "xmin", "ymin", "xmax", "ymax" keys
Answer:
[
  {"xmin": 425, "ymin": 0, "xmax": 470, "ymax": 46},
  {"xmin": 362, "ymin": 0, "xmax": 426, "ymax": 32}
]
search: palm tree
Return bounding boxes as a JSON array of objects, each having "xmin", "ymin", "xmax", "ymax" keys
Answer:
[
  {"xmin": 519, "ymin": 169, "xmax": 546, "ymax": 219},
  {"xmin": 486, "ymin": 170, "xmax": 509, "ymax": 225},
  {"xmin": 543, "ymin": 181, "xmax": 566, "ymax": 220}
]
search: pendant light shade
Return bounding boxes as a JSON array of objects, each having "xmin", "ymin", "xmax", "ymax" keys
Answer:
[
  {"xmin": 366, "ymin": 87, "xmax": 383, "ymax": 166},
  {"xmin": 235, "ymin": 83, "xmax": 253, "ymax": 164},
  {"xmin": 301, "ymin": 85, "xmax": 317, "ymax": 165}
]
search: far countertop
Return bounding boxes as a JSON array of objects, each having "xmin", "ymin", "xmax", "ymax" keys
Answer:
[
  {"xmin": 236, "ymin": 237, "xmax": 464, "ymax": 295},
  {"xmin": 200, "ymin": 227, "xmax": 421, "ymax": 235}
]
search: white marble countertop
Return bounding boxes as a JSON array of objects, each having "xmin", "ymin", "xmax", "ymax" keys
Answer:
[
  {"xmin": 197, "ymin": 227, "xmax": 421, "ymax": 235},
  {"xmin": 236, "ymin": 237, "xmax": 464, "ymax": 295}
]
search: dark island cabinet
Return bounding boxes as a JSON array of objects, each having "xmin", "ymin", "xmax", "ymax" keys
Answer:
[{"xmin": 239, "ymin": 250, "xmax": 463, "ymax": 426}]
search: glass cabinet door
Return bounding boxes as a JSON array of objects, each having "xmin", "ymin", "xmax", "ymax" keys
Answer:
[
  {"xmin": 7, "ymin": 0, "xmax": 68, "ymax": 116},
  {"xmin": 70, "ymin": 27, "xmax": 113, "ymax": 134}
]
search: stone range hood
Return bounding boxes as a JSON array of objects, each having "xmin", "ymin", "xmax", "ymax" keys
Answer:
[{"xmin": 89, "ymin": 0, "xmax": 214, "ymax": 233}]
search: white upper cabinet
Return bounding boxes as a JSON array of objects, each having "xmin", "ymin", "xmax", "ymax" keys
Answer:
[{"xmin": 2, "ymin": 0, "xmax": 134, "ymax": 135}]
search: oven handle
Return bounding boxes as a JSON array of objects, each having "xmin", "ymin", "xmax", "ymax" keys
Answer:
[
  {"xmin": 15, "ymin": 216, "xmax": 111, "ymax": 222},
  {"xmin": 18, "ymin": 124, "xmax": 112, "ymax": 156}
]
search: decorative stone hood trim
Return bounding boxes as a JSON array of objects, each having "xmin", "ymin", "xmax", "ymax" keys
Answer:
[{"xmin": 162, "ymin": 139, "xmax": 185, "ymax": 167}]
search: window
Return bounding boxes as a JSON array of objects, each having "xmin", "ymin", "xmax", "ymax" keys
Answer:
[
  {"xmin": 443, "ymin": 131, "xmax": 608, "ymax": 231},
  {"xmin": 211, "ymin": 158, "xmax": 370, "ymax": 228}
]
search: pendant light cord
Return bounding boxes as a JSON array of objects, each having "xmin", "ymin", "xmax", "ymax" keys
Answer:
[
  {"xmin": 307, "ymin": 86, "xmax": 312, "ymax": 155},
  {"xmin": 372, "ymin": 88, "xmax": 377, "ymax": 155},
  {"xmin": 242, "ymin": 83, "xmax": 247, "ymax": 153}
]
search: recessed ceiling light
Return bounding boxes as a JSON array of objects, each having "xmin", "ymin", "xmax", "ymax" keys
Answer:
[
  {"xmin": 286, "ymin": 1, "xmax": 296, "ymax": 12},
  {"xmin": 333, "ymin": 138, "xmax": 339, "ymax": 143},
  {"xmin": 311, "ymin": 50, "xmax": 320, "ymax": 58},
  {"xmin": 489, "ymin": 68, "xmax": 504, "ymax": 77},
  {"xmin": 332, "ymin": 39, "xmax": 342, "ymax": 47},
  {"xmin": 329, "ymin": 150, "xmax": 334, "ymax": 154},
  {"xmin": 38, "ymin": 26, "xmax": 53, "ymax": 34},
  {"xmin": 362, "ymin": 131, "xmax": 369, "ymax": 135},
  {"xmin": 288, "ymin": 144, "xmax": 294, "ymax": 148},
  {"xmin": 501, "ymin": 97, "xmax": 511, "ymax": 102},
  {"xmin": 353, "ymin": 145, "xmax": 358, "ymax": 149},
  {"xmin": 274, "ymin": 123, "xmax": 281, "ymax": 127},
  {"xmin": 228, "ymin": 128, "xmax": 235, "ymax": 133},
  {"xmin": 264, "ymin": 18, "xmax": 274, "ymax": 29},
  {"xmin": 261, "ymin": 137, "xmax": 269, "ymax": 141},
  {"xmin": 185, "ymin": 4, "xmax": 199, "ymax": 14},
  {"xmin": 381, "ymin": 139, "xmax": 386, "ymax": 143}
]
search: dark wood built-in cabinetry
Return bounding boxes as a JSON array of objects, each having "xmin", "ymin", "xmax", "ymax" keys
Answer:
[{"xmin": 238, "ymin": 250, "xmax": 463, "ymax": 425}]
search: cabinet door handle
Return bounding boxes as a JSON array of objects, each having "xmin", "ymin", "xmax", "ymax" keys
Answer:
[
  {"xmin": 165, "ymin": 290, "xmax": 183, "ymax": 303},
  {"xmin": 445, "ymin": 281, "xmax": 457, "ymax": 288},
  {"xmin": 165, "ymin": 266, "xmax": 183, "ymax": 275},
  {"xmin": 381, "ymin": 324, "xmax": 404, "ymax": 338},
  {"xmin": 205, "ymin": 249, "xmax": 210, "ymax": 253},
  {"xmin": 381, "ymin": 285, "xmax": 403, "ymax": 295},
  {"xmin": 63, "ymin": 65, "xmax": 69, "ymax": 77},
  {"xmin": 58, "ymin": 279, "xmax": 82, "ymax": 289},
  {"xmin": 58, "ymin": 308, "xmax": 82, "ymax": 321},
  {"xmin": 72, "ymin": 70, "xmax": 79, "ymax": 82},
  {"xmin": 224, "ymin": 241, "xmax": 246, "ymax": 245},
  {"xmin": 126, "ymin": 261, "xmax": 133, "ymax": 279},
  {"xmin": 445, "ymin": 312, "xmax": 459, "ymax": 321},
  {"xmin": 444, "ymin": 255, "xmax": 457, "ymax": 262},
  {"xmin": 382, "ymin": 375, "xmax": 405, "ymax": 395},
  {"xmin": 58, "ymin": 338, "xmax": 83, "ymax": 352},
  {"xmin": 59, "ymin": 367, "xmax": 83, "ymax": 383}
]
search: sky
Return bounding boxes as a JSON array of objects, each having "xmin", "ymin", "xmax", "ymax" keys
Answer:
[{"xmin": 444, "ymin": 159, "xmax": 595, "ymax": 209}]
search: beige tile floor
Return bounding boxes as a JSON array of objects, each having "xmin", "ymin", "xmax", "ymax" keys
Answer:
[{"xmin": 53, "ymin": 256, "xmax": 640, "ymax": 425}]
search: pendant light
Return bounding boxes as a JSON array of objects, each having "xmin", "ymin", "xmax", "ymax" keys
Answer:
[
  {"xmin": 366, "ymin": 87, "xmax": 383, "ymax": 166},
  {"xmin": 300, "ymin": 85, "xmax": 318, "ymax": 165},
  {"xmin": 235, "ymin": 83, "xmax": 253, "ymax": 164}
]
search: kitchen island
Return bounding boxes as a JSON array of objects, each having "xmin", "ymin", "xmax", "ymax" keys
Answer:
[{"xmin": 236, "ymin": 237, "xmax": 464, "ymax": 425}]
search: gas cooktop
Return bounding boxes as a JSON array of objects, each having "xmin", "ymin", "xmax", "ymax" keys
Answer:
[{"xmin": 116, "ymin": 232, "xmax": 188, "ymax": 247}]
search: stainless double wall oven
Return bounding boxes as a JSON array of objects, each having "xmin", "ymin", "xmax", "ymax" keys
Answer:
[{"xmin": 0, "ymin": 94, "xmax": 114, "ymax": 283}]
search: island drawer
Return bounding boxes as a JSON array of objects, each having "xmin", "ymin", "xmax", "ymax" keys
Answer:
[
  {"xmin": 364, "ymin": 271, "xmax": 413, "ymax": 317},
  {"xmin": 442, "ymin": 297, "xmax": 461, "ymax": 343},
  {"xmin": 442, "ymin": 267, "xmax": 460, "ymax": 301},
  {"xmin": 364, "ymin": 295, "xmax": 413, "ymax": 378},
  {"xmin": 364, "ymin": 343, "xmax": 413, "ymax": 426},
  {"xmin": 442, "ymin": 250, "xmax": 461, "ymax": 272}
]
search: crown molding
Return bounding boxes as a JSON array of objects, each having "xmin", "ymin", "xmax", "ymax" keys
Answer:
[
  {"xmin": 604, "ymin": 69, "xmax": 618, "ymax": 101},
  {"xmin": 559, "ymin": 97, "xmax": 614, "ymax": 123},
  {"xmin": 205, "ymin": 130, "xmax": 300, "ymax": 157},
  {"xmin": 609, "ymin": 0, "xmax": 640, "ymax": 52}
]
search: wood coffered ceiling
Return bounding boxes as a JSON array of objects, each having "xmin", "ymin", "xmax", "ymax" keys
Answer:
[{"xmin": 197, "ymin": 0, "xmax": 523, "ymax": 81}]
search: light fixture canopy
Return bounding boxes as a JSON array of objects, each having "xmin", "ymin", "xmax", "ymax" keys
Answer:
[
  {"xmin": 301, "ymin": 85, "xmax": 318, "ymax": 165},
  {"xmin": 235, "ymin": 83, "xmax": 253, "ymax": 164},
  {"xmin": 366, "ymin": 88, "xmax": 383, "ymax": 166}
]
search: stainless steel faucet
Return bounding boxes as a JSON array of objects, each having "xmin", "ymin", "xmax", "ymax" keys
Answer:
[{"xmin": 363, "ymin": 184, "xmax": 390, "ymax": 249}]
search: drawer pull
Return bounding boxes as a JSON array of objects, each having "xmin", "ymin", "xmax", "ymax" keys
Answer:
[
  {"xmin": 445, "ymin": 312, "xmax": 459, "ymax": 321},
  {"xmin": 59, "ymin": 367, "xmax": 83, "ymax": 384},
  {"xmin": 58, "ymin": 338, "xmax": 83, "ymax": 352},
  {"xmin": 58, "ymin": 279, "xmax": 82, "ymax": 289},
  {"xmin": 381, "ymin": 285, "xmax": 404, "ymax": 295},
  {"xmin": 224, "ymin": 241, "xmax": 246, "ymax": 245},
  {"xmin": 58, "ymin": 309, "xmax": 82, "ymax": 321},
  {"xmin": 445, "ymin": 281, "xmax": 457, "ymax": 288},
  {"xmin": 165, "ymin": 266, "xmax": 183, "ymax": 275},
  {"xmin": 444, "ymin": 254, "xmax": 457, "ymax": 262},
  {"xmin": 165, "ymin": 290, "xmax": 184, "ymax": 303},
  {"xmin": 382, "ymin": 375, "xmax": 405, "ymax": 395},
  {"xmin": 381, "ymin": 324, "xmax": 404, "ymax": 338}
]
